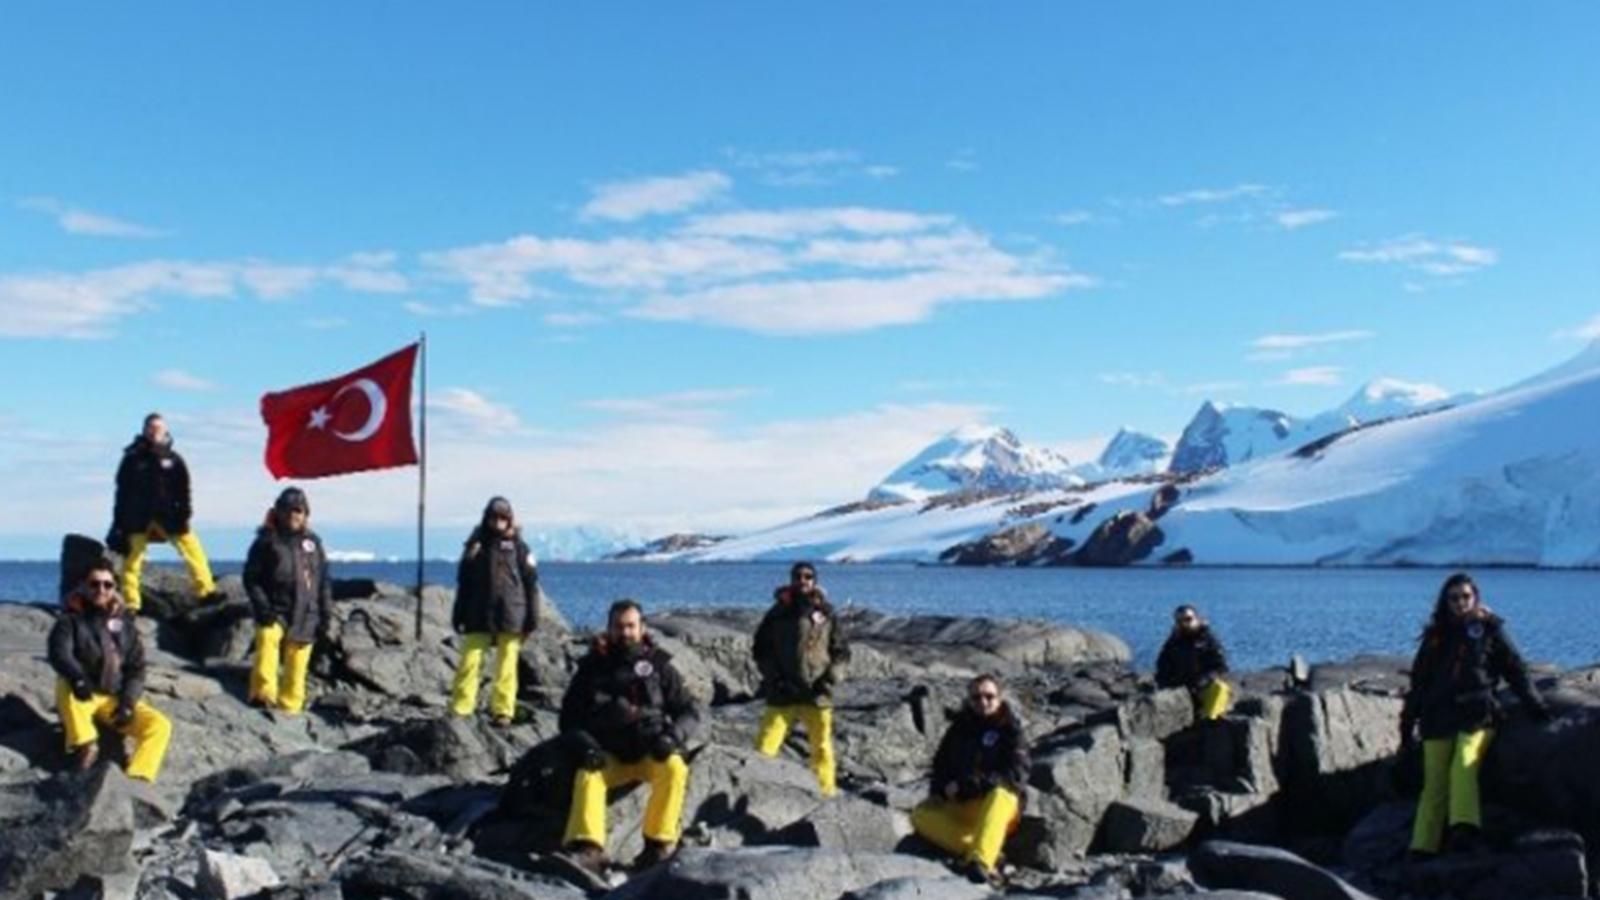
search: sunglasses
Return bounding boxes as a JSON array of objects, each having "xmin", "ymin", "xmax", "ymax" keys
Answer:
[
  {"xmin": 87, "ymin": 579, "xmax": 116, "ymax": 591},
  {"xmin": 972, "ymin": 691, "xmax": 999, "ymax": 701},
  {"xmin": 796, "ymin": 573, "xmax": 816, "ymax": 582},
  {"xmin": 1177, "ymin": 616, "xmax": 1198, "ymax": 624}
]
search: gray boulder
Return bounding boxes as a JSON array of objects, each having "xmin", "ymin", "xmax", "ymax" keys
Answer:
[
  {"xmin": 337, "ymin": 850, "xmax": 587, "ymax": 899},
  {"xmin": 0, "ymin": 766, "xmax": 136, "ymax": 898},
  {"xmin": 1028, "ymin": 724, "xmax": 1125, "ymax": 855},
  {"xmin": 1190, "ymin": 840, "xmax": 1379, "ymax": 900},
  {"xmin": 606, "ymin": 847, "xmax": 959, "ymax": 900},
  {"xmin": 196, "ymin": 848, "xmax": 282, "ymax": 900},
  {"xmin": 1100, "ymin": 797, "xmax": 1198, "ymax": 852}
]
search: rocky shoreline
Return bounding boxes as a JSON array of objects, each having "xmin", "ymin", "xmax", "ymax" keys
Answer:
[{"xmin": 2, "ymin": 573, "xmax": 1596, "ymax": 899}]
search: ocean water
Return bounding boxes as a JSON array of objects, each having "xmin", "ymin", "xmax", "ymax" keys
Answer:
[{"xmin": 3, "ymin": 560, "xmax": 1596, "ymax": 671}]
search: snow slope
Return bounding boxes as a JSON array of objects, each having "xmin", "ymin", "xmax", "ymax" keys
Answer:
[
  {"xmin": 867, "ymin": 425, "xmax": 1083, "ymax": 503},
  {"xmin": 1072, "ymin": 428, "xmax": 1172, "ymax": 482},
  {"xmin": 683, "ymin": 348, "xmax": 1600, "ymax": 567}
]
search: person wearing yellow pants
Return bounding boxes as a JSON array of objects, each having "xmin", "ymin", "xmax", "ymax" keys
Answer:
[
  {"xmin": 106, "ymin": 413, "xmax": 218, "ymax": 613},
  {"xmin": 1156, "ymin": 604, "xmax": 1232, "ymax": 722},
  {"xmin": 451, "ymin": 497, "xmax": 540, "ymax": 726},
  {"xmin": 1401, "ymin": 573, "xmax": 1550, "ymax": 859},
  {"xmin": 558, "ymin": 600, "xmax": 700, "ymax": 878},
  {"xmin": 912, "ymin": 674, "xmax": 1030, "ymax": 888},
  {"xmin": 752, "ymin": 562, "xmax": 849, "ymax": 796},
  {"xmin": 244, "ymin": 488, "xmax": 331, "ymax": 714},
  {"xmin": 48, "ymin": 559, "xmax": 172, "ymax": 781}
]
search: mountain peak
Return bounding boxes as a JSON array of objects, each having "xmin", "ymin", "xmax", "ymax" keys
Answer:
[{"xmin": 868, "ymin": 425, "xmax": 1081, "ymax": 503}]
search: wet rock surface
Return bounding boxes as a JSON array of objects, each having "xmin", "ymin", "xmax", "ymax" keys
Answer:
[{"xmin": 1, "ymin": 576, "xmax": 1593, "ymax": 899}]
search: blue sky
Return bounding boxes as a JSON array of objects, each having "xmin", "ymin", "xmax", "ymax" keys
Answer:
[{"xmin": 2, "ymin": 3, "xmax": 1598, "ymax": 558}]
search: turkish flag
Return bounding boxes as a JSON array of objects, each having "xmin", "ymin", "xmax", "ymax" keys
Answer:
[{"xmin": 260, "ymin": 344, "xmax": 419, "ymax": 479}]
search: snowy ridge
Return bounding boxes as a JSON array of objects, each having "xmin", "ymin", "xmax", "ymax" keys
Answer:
[
  {"xmin": 867, "ymin": 425, "xmax": 1083, "ymax": 503},
  {"xmin": 1073, "ymin": 428, "xmax": 1171, "ymax": 481}
]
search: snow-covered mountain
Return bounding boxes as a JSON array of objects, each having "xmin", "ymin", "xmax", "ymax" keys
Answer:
[
  {"xmin": 867, "ymin": 425, "xmax": 1083, "ymax": 503},
  {"xmin": 1506, "ymin": 339, "xmax": 1600, "ymax": 394},
  {"xmin": 524, "ymin": 525, "xmax": 646, "ymax": 562},
  {"xmin": 1167, "ymin": 402, "xmax": 1309, "ymax": 474},
  {"xmin": 673, "ymin": 344, "xmax": 1600, "ymax": 567},
  {"xmin": 1072, "ymin": 429, "xmax": 1171, "ymax": 481}
]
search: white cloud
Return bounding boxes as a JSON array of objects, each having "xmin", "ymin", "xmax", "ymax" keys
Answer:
[
  {"xmin": 1250, "ymin": 330, "xmax": 1374, "ymax": 351},
  {"xmin": 18, "ymin": 196, "xmax": 167, "ymax": 239},
  {"xmin": 1338, "ymin": 234, "xmax": 1499, "ymax": 276},
  {"xmin": 581, "ymin": 388, "xmax": 757, "ymax": 424},
  {"xmin": 1554, "ymin": 314, "xmax": 1600, "ymax": 341},
  {"xmin": 152, "ymin": 368, "xmax": 217, "ymax": 392},
  {"xmin": 1276, "ymin": 366, "xmax": 1344, "ymax": 386},
  {"xmin": 579, "ymin": 170, "xmax": 732, "ymax": 222},
  {"xmin": 403, "ymin": 301, "xmax": 475, "ymax": 318},
  {"xmin": 1053, "ymin": 210, "xmax": 1097, "ymax": 226},
  {"xmin": 1275, "ymin": 208, "xmax": 1338, "ymax": 230},
  {"xmin": 1158, "ymin": 184, "xmax": 1270, "ymax": 206},
  {"xmin": 544, "ymin": 312, "xmax": 604, "ymax": 327},
  {"xmin": 427, "ymin": 388, "xmax": 522, "ymax": 437},
  {"xmin": 725, "ymin": 148, "xmax": 895, "ymax": 186},
  {"xmin": 683, "ymin": 207, "xmax": 954, "ymax": 241}
]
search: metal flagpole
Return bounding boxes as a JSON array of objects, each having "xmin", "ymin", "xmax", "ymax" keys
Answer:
[{"xmin": 414, "ymin": 332, "xmax": 427, "ymax": 642}]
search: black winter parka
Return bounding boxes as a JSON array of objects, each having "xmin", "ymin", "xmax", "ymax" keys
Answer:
[
  {"xmin": 244, "ymin": 524, "xmax": 332, "ymax": 644},
  {"xmin": 1402, "ymin": 612, "xmax": 1546, "ymax": 739},
  {"xmin": 752, "ymin": 586, "xmax": 849, "ymax": 706},
  {"xmin": 111, "ymin": 436, "xmax": 193, "ymax": 539},
  {"xmin": 1155, "ymin": 625, "xmax": 1228, "ymax": 691},
  {"xmin": 48, "ymin": 603, "xmax": 146, "ymax": 706},
  {"xmin": 559, "ymin": 636, "xmax": 701, "ymax": 763},
  {"xmin": 929, "ymin": 702, "xmax": 1031, "ymax": 801},
  {"xmin": 453, "ymin": 527, "xmax": 539, "ymax": 635}
]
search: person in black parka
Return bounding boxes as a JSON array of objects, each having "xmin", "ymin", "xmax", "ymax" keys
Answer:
[
  {"xmin": 107, "ymin": 413, "xmax": 218, "ymax": 612},
  {"xmin": 243, "ymin": 486, "xmax": 331, "ymax": 714},
  {"xmin": 1155, "ymin": 603, "xmax": 1232, "ymax": 721},
  {"xmin": 449, "ymin": 496, "xmax": 540, "ymax": 725},
  {"xmin": 1401, "ymin": 572, "xmax": 1550, "ymax": 857}
]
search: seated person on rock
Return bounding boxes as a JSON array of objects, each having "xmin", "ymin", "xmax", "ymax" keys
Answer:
[
  {"xmin": 450, "ymin": 496, "xmax": 540, "ymax": 727},
  {"xmin": 1155, "ymin": 603, "xmax": 1231, "ymax": 721},
  {"xmin": 559, "ymin": 599, "xmax": 701, "ymax": 875},
  {"xmin": 1401, "ymin": 572, "xmax": 1550, "ymax": 859},
  {"xmin": 752, "ymin": 560, "xmax": 850, "ymax": 796},
  {"xmin": 244, "ymin": 487, "xmax": 332, "ymax": 714},
  {"xmin": 47, "ymin": 558, "xmax": 172, "ymax": 781},
  {"xmin": 912, "ymin": 674, "xmax": 1029, "ymax": 888}
]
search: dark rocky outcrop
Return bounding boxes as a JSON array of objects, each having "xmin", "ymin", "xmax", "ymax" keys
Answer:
[
  {"xmin": 1071, "ymin": 510, "xmax": 1165, "ymax": 567},
  {"xmin": 940, "ymin": 523, "xmax": 1075, "ymax": 566}
]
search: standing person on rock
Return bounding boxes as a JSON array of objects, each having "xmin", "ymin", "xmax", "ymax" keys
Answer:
[
  {"xmin": 106, "ymin": 412, "xmax": 219, "ymax": 613},
  {"xmin": 48, "ymin": 558, "xmax": 172, "ymax": 781},
  {"xmin": 244, "ymin": 487, "xmax": 331, "ymax": 714},
  {"xmin": 558, "ymin": 599, "xmax": 701, "ymax": 877},
  {"xmin": 752, "ymin": 561, "xmax": 850, "ymax": 796},
  {"xmin": 1401, "ymin": 572, "xmax": 1550, "ymax": 858},
  {"xmin": 1155, "ymin": 603, "xmax": 1232, "ymax": 721},
  {"xmin": 450, "ymin": 496, "xmax": 540, "ymax": 727},
  {"xmin": 912, "ymin": 674, "xmax": 1029, "ymax": 889}
]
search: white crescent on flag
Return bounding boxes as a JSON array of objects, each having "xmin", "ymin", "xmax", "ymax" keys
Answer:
[{"xmin": 330, "ymin": 378, "xmax": 388, "ymax": 442}]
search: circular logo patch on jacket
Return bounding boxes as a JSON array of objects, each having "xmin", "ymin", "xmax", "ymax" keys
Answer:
[
  {"xmin": 982, "ymin": 730, "xmax": 999, "ymax": 747},
  {"xmin": 302, "ymin": 538, "xmax": 317, "ymax": 553},
  {"xmin": 811, "ymin": 609, "xmax": 826, "ymax": 625},
  {"xmin": 499, "ymin": 540, "xmax": 515, "ymax": 551},
  {"xmin": 1467, "ymin": 623, "xmax": 1485, "ymax": 641},
  {"xmin": 634, "ymin": 660, "xmax": 655, "ymax": 678},
  {"xmin": 160, "ymin": 458, "xmax": 174, "ymax": 469},
  {"xmin": 108, "ymin": 618, "xmax": 124, "ymax": 634}
]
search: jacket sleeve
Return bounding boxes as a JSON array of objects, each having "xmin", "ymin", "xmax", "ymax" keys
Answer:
[
  {"xmin": 1003, "ymin": 724, "xmax": 1032, "ymax": 791},
  {"xmin": 661, "ymin": 660, "xmax": 702, "ymax": 744},
  {"xmin": 752, "ymin": 605, "xmax": 782, "ymax": 687},
  {"xmin": 111, "ymin": 453, "xmax": 133, "ymax": 532},
  {"xmin": 520, "ymin": 543, "xmax": 539, "ymax": 633},
  {"xmin": 559, "ymin": 656, "xmax": 596, "ymax": 735},
  {"xmin": 1154, "ymin": 637, "xmax": 1179, "ymax": 689},
  {"xmin": 119, "ymin": 619, "xmax": 147, "ymax": 706},
  {"xmin": 1491, "ymin": 624, "xmax": 1545, "ymax": 713},
  {"xmin": 243, "ymin": 536, "xmax": 274, "ymax": 624},
  {"xmin": 47, "ymin": 616, "xmax": 88, "ymax": 687},
  {"xmin": 825, "ymin": 610, "xmax": 851, "ymax": 685},
  {"xmin": 1203, "ymin": 633, "xmax": 1229, "ymax": 676},
  {"xmin": 928, "ymin": 721, "xmax": 962, "ymax": 792},
  {"xmin": 1401, "ymin": 638, "xmax": 1434, "ymax": 723},
  {"xmin": 452, "ymin": 544, "xmax": 473, "ymax": 632},
  {"xmin": 316, "ymin": 539, "xmax": 333, "ymax": 635},
  {"xmin": 173, "ymin": 453, "xmax": 193, "ymax": 528}
]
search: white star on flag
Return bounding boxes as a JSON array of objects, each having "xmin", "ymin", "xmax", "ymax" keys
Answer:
[{"xmin": 308, "ymin": 407, "xmax": 331, "ymax": 430}]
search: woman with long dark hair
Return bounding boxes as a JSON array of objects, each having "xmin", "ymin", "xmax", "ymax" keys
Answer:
[{"xmin": 1400, "ymin": 572, "xmax": 1550, "ymax": 857}]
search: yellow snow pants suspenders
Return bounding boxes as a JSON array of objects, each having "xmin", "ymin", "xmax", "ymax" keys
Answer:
[
  {"xmin": 911, "ymin": 786, "xmax": 1022, "ymax": 870},
  {"xmin": 1411, "ymin": 728, "xmax": 1493, "ymax": 853},
  {"xmin": 450, "ymin": 632, "xmax": 523, "ymax": 720},
  {"xmin": 562, "ymin": 753, "xmax": 691, "ymax": 848},
  {"xmin": 54, "ymin": 678, "xmax": 172, "ymax": 782},
  {"xmin": 249, "ymin": 622, "xmax": 315, "ymax": 713},
  {"xmin": 1197, "ymin": 679, "xmax": 1232, "ymax": 721},
  {"xmin": 121, "ymin": 525, "xmax": 216, "ymax": 612},
  {"xmin": 755, "ymin": 703, "xmax": 837, "ymax": 795}
]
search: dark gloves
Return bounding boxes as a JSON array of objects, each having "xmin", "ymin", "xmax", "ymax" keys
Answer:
[
  {"xmin": 255, "ymin": 614, "xmax": 281, "ymax": 628},
  {"xmin": 111, "ymin": 702, "xmax": 135, "ymax": 728},
  {"xmin": 569, "ymin": 730, "xmax": 606, "ymax": 770},
  {"xmin": 651, "ymin": 731, "xmax": 681, "ymax": 762},
  {"xmin": 812, "ymin": 674, "xmax": 836, "ymax": 697},
  {"xmin": 105, "ymin": 527, "xmax": 130, "ymax": 556},
  {"xmin": 71, "ymin": 680, "xmax": 94, "ymax": 702},
  {"xmin": 1399, "ymin": 715, "xmax": 1418, "ymax": 748}
]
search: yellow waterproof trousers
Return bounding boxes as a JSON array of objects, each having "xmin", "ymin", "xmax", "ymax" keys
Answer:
[
  {"xmin": 1411, "ymin": 728, "xmax": 1493, "ymax": 853},
  {"xmin": 249, "ymin": 623, "xmax": 314, "ymax": 713},
  {"xmin": 122, "ymin": 526, "xmax": 216, "ymax": 612},
  {"xmin": 911, "ymin": 786, "xmax": 1021, "ymax": 870},
  {"xmin": 756, "ymin": 703, "xmax": 836, "ymax": 796},
  {"xmin": 563, "ymin": 753, "xmax": 690, "ymax": 848},
  {"xmin": 1198, "ymin": 679, "xmax": 1232, "ymax": 721},
  {"xmin": 55, "ymin": 678, "xmax": 171, "ymax": 782},
  {"xmin": 450, "ymin": 632, "xmax": 522, "ymax": 720}
]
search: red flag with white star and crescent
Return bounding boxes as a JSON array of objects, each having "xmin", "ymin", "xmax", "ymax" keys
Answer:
[{"xmin": 259, "ymin": 344, "xmax": 419, "ymax": 479}]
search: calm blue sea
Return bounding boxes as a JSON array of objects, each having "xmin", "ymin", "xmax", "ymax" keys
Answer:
[{"xmin": 3, "ymin": 561, "xmax": 1596, "ymax": 671}]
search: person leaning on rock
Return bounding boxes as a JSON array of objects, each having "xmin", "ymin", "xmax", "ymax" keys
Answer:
[
  {"xmin": 244, "ymin": 487, "xmax": 331, "ymax": 714},
  {"xmin": 1155, "ymin": 603, "xmax": 1232, "ymax": 721},
  {"xmin": 752, "ymin": 560, "xmax": 849, "ymax": 796},
  {"xmin": 450, "ymin": 496, "xmax": 540, "ymax": 727},
  {"xmin": 1401, "ymin": 572, "xmax": 1551, "ymax": 859},
  {"xmin": 559, "ymin": 599, "xmax": 701, "ymax": 876},
  {"xmin": 106, "ymin": 412, "xmax": 219, "ymax": 613},
  {"xmin": 47, "ymin": 558, "xmax": 172, "ymax": 781},
  {"xmin": 912, "ymin": 674, "xmax": 1029, "ymax": 889}
]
